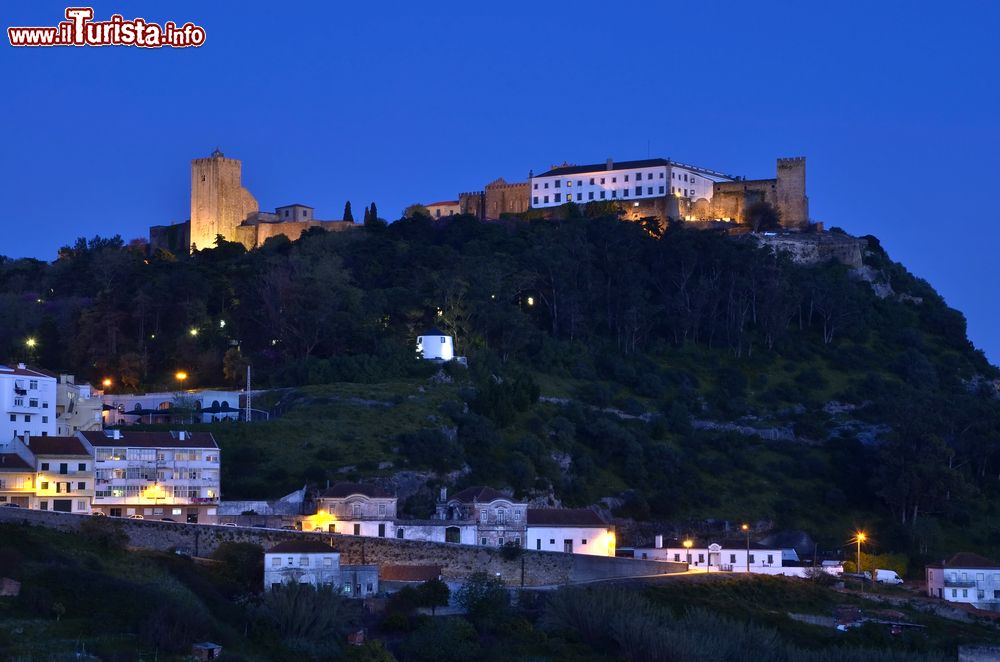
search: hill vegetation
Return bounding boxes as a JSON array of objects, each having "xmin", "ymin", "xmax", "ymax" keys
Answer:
[{"xmin": 3, "ymin": 210, "xmax": 1000, "ymax": 565}]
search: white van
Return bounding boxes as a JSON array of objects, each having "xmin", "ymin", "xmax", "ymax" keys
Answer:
[{"xmin": 875, "ymin": 569, "xmax": 903, "ymax": 585}]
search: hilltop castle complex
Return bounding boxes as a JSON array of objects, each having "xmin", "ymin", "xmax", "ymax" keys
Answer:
[
  {"xmin": 149, "ymin": 150, "xmax": 811, "ymax": 253},
  {"xmin": 150, "ymin": 149, "xmax": 356, "ymax": 254}
]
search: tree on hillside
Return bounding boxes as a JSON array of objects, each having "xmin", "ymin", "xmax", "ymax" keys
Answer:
[
  {"xmin": 746, "ymin": 201, "xmax": 781, "ymax": 233},
  {"xmin": 343, "ymin": 200, "xmax": 354, "ymax": 223},
  {"xmin": 403, "ymin": 204, "xmax": 431, "ymax": 219}
]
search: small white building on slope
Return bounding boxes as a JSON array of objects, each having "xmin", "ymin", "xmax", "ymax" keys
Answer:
[{"xmin": 416, "ymin": 327, "xmax": 455, "ymax": 361}]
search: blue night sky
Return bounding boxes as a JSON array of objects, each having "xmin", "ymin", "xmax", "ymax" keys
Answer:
[{"xmin": 3, "ymin": 1, "xmax": 999, "ymax": 362}]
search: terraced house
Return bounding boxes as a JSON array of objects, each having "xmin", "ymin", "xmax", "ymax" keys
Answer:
[{"xmin": 81, "ymin": 430, "xmax": 221, "ymax": 523}]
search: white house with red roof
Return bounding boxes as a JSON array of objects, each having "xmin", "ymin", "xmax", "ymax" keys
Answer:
[
  {"xmin": 0, "ymin": 363, "xmax": 57, "ymax": 441},
  {"xmin": 927, "ymin": 553, "xmax": 1000, "ymax": 608},
  {"xmin": 526, "ymin": 508, "xmax": 616, "ymax": 556},
  {"xmin": 424, "ymin": 200, "xmax": 461, "ymax": 219},
  {"xmin": 311, "ymin": 482, "xmax": 397, "ymax": 537},
  {"xmin": 79, "ymin": 429, "xmax": 221, "ymax": 523},
  {"xmin": 264, "ymin": 539, "xmax": 378, "ymax": 598}
]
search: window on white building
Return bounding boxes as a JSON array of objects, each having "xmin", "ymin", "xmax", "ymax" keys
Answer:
[{"xmin": 271, "ymin": 557, "xmax": 281, "ymax": 567}]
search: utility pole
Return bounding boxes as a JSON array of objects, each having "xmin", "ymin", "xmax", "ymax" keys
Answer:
[{"xmin": 245, "ymin": 365, "xmax": 251, "ymax": 423}]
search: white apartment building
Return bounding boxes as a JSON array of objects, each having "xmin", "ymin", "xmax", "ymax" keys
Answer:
[
  {"xmin": 927, "ymin": 553, "xmax": 1000, "ymax": 607},
  {"xmin": 80, "ymin": 430, "xmax": 221, "ymax": 523},
  {"xmin": 526, "ymin": 508, "xmax": 615, "ymax": 556},
  {"xmin": 264, "ymin": 539, "xmax": 379, "ymax": 598},
  {"xmin": 0, "ymin": 364, "xmax": 57, "ymax": 441},
  {"xmin": 529, "ymin": 158, "xmax": 730, "ymax": 209}
]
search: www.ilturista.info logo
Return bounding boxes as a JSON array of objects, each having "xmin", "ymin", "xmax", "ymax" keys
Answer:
[{"xmin": 8, "ymin": 7, "xmax": 206, "ymax": 48}]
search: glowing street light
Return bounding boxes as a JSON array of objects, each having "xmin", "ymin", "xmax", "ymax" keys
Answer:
[
  {"xmin": 175, "ymin": 371, "xmax": 188, "ymax": 383},
  {"xmin": 855, "ymin": 531, "xmax": 867, "ymax": 577},
  {"xmin": 188, "ymin": 327, "xmax": 199, "ymax": 337},
  {"xmin": 102, "ymin": 378, "xmax": 113, "ymax": 389},
  {"xmin": 683, "ymin": 538, "xmax": 694, "ymax": 566},
  {"xmin": 25, "ymin": 337, "xmax": 37, "ymax": 349},
  {"xmin": 526, "ymin": 296, "xmax": 535, "ymax": 306}
]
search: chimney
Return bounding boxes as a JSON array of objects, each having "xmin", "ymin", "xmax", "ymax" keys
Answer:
[
  {"xmin": 440, "ymin": 487, "xmax": 447, "ymax": 502},
  {"xmin": 606, "ymin": 158, "xmax": 614, "ymax": 171},
  {"xmin": 655, "ymin": 535, "xmax": 663, "ymax": 549},
  {"xmin": 23, "ymin": 432, "xmax": 29, "ymax": 447}
]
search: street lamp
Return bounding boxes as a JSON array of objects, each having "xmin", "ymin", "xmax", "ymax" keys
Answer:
[
  {"xmin": 25, "ymin": 337, "xmax": 37, "ymax": 349},
  {"xmin": 683, "ymin": 538, "xmax": 693, "ymax": 566},
  {"xmin": 855, "ymin": 531, "xmax": 866, "ymax": 576},
  {"xmin": 175, "ymin": 371, "xmax": 188, "ymax": 384},
  {"xmin": 742, "ymin": 523, "xmax": 751, "ymax": 573},
  {"xmin": 102, "ymin": 378, "xmax": 113, "ymax": 389}
]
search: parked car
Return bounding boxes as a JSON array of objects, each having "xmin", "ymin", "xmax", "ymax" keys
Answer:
[
  {"xmin": 91, "ymin": 510, "xmax": 106, "ymax": 517},
  {"xmin": 222, "ymin": 522, "xmax": 238, "ymax": 527},
  {"xmin": 2, "ymin": 503, "xmax": 21, "ymax": 508},
  {"xmin": 281, "ymin": 525, "xmax": 297, "ymax": 530},
  {"xmin": 875, "ymin": 569, "xmax": 904, "ymax": 585},
  {"xmin": 127, "ymin": 514, "xmax": 144, "ymax": 520},
  {"xmin": 160, "ymin": 517, "xmax": 176, "ymax": 522}
]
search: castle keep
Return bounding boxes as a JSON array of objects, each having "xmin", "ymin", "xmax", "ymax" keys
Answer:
[{"xmin": 150, "ymin": 150, "xmax": 356, "ymax": 254}]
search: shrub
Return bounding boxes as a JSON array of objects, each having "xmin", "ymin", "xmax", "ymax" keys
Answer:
[{"xmin": 454, "ymin": 572, "xmax": 509, "ymax": 620}]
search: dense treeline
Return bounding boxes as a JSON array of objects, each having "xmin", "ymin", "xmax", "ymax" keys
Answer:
[{"xmin": 3, "ymin": 209, "xmax": 1000, "ymax": 554}]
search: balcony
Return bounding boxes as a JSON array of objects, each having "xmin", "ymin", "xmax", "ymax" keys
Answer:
[{"xmin": 944, "ymin": 579, "xmax": 978, "ymax": 588}]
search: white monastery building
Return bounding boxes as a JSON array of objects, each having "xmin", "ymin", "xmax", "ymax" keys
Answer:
[
  {"xmin": 529, "ymin": 158, "xmax": 731, "ymax": 209},
  {"xmin": 634, "ymin": 536, "xmax": 796, "ymax": 575},
  {"xmin": 312, "ymin": 482, "xmax": 397, "ymax": 537}
]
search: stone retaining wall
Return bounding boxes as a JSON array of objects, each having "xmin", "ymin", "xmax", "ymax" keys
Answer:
[{"xmin": 0, "ymin": 508, "xmax": 685, "ymax": 587}]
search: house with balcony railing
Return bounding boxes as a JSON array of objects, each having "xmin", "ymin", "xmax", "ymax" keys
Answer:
[
  {"xmin": 927, "ymin": 553, "xmax": 1000, "ymax": 608},
  {"xmin": 0, "ymin": 364, "xmax": 57, "ymax": 441},
  {"xmin": 80, "ymin": 429, "xmax": 221, "ymax": 523}
]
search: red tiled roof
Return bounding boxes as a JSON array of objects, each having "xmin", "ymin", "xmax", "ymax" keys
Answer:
[
  {"xmin": 80, "ymin": 430, "xmax": 219, "ymax": 449},
  {"xmin": 21, "ymin": 436, "xmax": 89, "ymax": 456},
  {"xmin": 380, "ymin": 565, "xmax": 442, "ymax": 582},
  {"xmin": 320, "ymin": 482, "xmax": 394, "ymax": 499},
  {"xmin": 0, "ymin": 454, "xmax": 33, "ymax": 471},
  {"xmin": 0, "ymin": 364, "xmax": 56, "ymax": 378},
  {"xmin": 527, "ymin": 508, "xmax": 606, "ymax": 527},
  {"xmin": 267, "ymin": 540, "xmax": 338, "ymax": 554},
  {"xmin": 927, "ymin": 553, "xmax": 1000, "ymax": 569}
]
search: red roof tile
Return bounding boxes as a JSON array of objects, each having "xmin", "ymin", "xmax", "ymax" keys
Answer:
[
  {"xmin": 21, "ymin": 436, "xmax": 89, "ymax": 456},
  {"xmin": 380, "ymin": 565, "xmax": 442, "ymax": 582},
  {"xmin": 527, "ymin": 508, "xmax": 606, "ymax": 527},
  {"xmin": 267, "ymin": 540, "xmax": 338, "ymax": 554},
  {"xmin": 0, "ymin": 454, "xmax": 32, "ymax": 471}
]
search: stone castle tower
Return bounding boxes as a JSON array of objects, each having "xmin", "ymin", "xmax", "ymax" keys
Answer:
[
  {"xmin": 775, "ymin": 157, "xmax": 808, "ymax": 227},
  {"xmin": 189, "ymin": 149, "xmax": 258, "ymax": 251}
]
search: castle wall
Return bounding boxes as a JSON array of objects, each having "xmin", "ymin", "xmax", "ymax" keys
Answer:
[
  {"xmin": 190, "ymin": 153, "xmax": 259, "ymax": 251},
  {"xmin": 149, "ymin": 221, "xmax": 191, "ymax": 255},
  {"xmin": 484, "ymin": 179, "xmax": 530, "ymax": 219},
  {"xmin": 708, "ymin": 158, "xmax": 808, "ymax": 228},
  {"xmin": 0, "ymin": 508, "xmax": 686, "ymax": 587},
  {"xmin": 249, "ymin": 220, "xmax": 356, "ymax": 246}
]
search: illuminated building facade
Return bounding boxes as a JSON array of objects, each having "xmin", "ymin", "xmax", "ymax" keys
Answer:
[
  {"xmin": 81, "ymin": 429, "xmax": 221, "ymax": 523},
  {"xmin": 526, "ymin": 508, "xmax": 615, "ymax": 557},
  {"xmin": 311, "ymin": 482, "xmax": 397, "ymax": 537}
]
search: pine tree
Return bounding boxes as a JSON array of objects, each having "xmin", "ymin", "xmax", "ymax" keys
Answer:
[
  {"xmin": 343, "ymin": 201, "xmax": 354, "ymax": 223},
  {"xmin": 362, "ymin": 205, "xmax": 371, "ymax": 225},
  {"xmin": 369, "ymin": 201, "xmax": 378, "ymax": 222}
]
